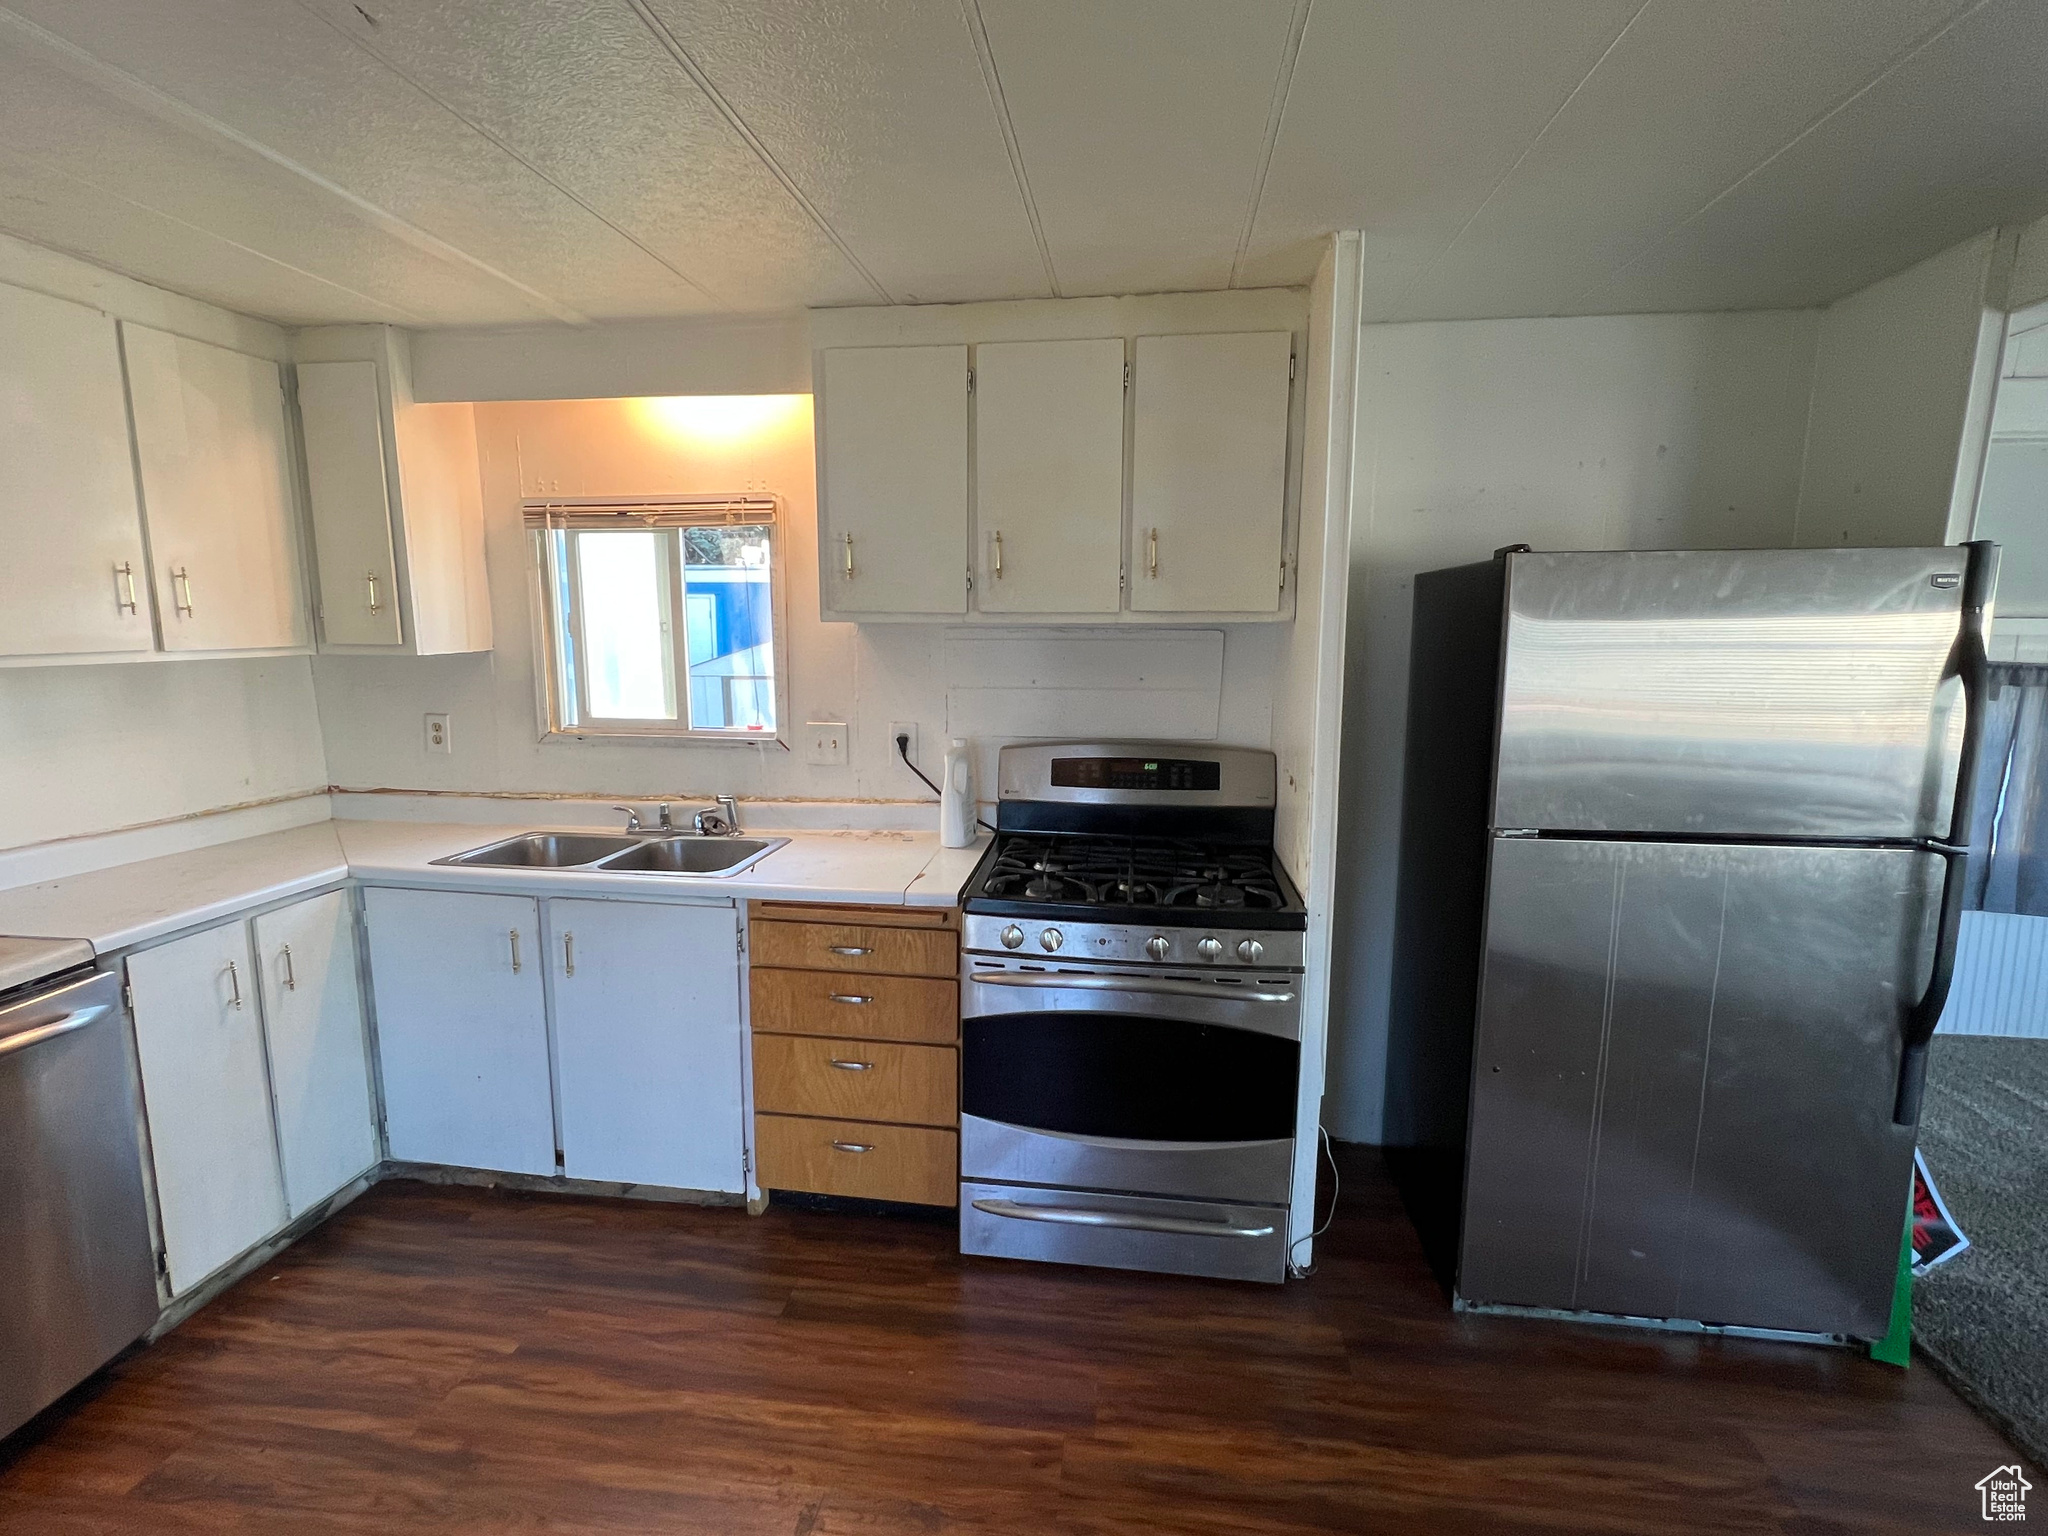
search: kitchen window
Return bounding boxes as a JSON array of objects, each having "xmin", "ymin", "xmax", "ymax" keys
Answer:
[{"xmin": 528, "ymin": 496, "xmax": 783, "ymax": 741}]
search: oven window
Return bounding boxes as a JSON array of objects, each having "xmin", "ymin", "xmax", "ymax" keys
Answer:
[{"xmin": 963, "ymin": 1014, "xmax": 1298, "ymax": 1142}]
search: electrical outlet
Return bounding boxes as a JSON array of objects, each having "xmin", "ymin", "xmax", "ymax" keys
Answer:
[
  {"xmin": 424, "ymin": 713, "xmax": 451, "ymax": 754},
  {"xmin": 889, "ymin": 721, "xmax": 919, "ymax": 767},
  {"xmin": 804, "ymin": 721, "xmax": 848, "ymax": 766}
]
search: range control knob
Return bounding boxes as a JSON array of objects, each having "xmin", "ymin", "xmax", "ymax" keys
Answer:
[
  {"xmin": 1196, "ymin": 935, "xmax": 1224, "ymax": 962},
  {"xmin": 1000, "ymin": 924, "xmax": 1025, "ymax": 950},
  {"xmin": 1236, "ymin": 938, "xmax": 1265, "ymax": 965},
  {"xmin": 1039, "ymin": 927, "xmax": 1064, "ymax": 952},
  {"xmin": 1145, "ymin": 935, "xmax": 1171, "ymax": 961}
]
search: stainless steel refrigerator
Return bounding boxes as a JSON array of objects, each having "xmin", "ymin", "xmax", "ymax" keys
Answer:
[{"xmin": 1391, "ymin": 542, "xmax": 1997, "ymax": 1342}]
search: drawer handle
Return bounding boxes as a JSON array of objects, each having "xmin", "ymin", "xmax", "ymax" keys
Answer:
[
  {"xmin": 971, "ymin": 1198, "xmax": 1275, "ymax": 1240},
  {"xmin": 827, "ymin": 946, "xmax": 873, "ymax": 956},
  {"xmin": 830, "ymin": 1140, "xmax": 874, "ymax": 1154},
  {"xmin": 827, "ymin": 993, "xmax": 874, "ymax": 1005},
  {"xmin": 828, "ymin": 1058, "xmax": 875, "ymax": 1072}
]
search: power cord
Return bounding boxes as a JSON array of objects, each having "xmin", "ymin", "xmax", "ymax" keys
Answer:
[
  {"xmin": 896, "ymin": 732, "xmax": 995, "ymax": 833},
  {"xmin": 1286, "ymin": 1125, "xmax": 1340, "ymax": 1279}
]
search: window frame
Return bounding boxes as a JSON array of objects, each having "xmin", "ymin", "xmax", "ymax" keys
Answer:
[{"xmin": 526, "ymin": 495, "xmax": 789, "ymax": 748}]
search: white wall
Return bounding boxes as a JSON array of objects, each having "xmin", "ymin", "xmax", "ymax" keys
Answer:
[
  {"xmin": 310, "ymin": 394, "xmax": 1286, "ymax": 815},
  {"xmin": 1793, "ymin": 231, "xmax": 2005, "ymax": 549},
  {"xmin": 0, "ymin": 237, "xmax": 326, "ymax": 853},
  {"xmin": 410, "ymin": 312, "xmax": 811, "ymax": 403},
  {"xmin": 1325, "ymin": 308, "xmax": 1821, "ymax": 1143}
]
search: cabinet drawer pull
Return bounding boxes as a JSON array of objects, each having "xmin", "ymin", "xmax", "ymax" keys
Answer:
[
  {"xmin": 509, "ymin": 929, "xmax": 522, "ymax": 973},
  {"xmin": 830, "ymin": 1140, "xmax": 875, "ymax": 1154},
  {"xmin": 280, "ymin": 944, "xmax": 296, "ymax": 992},
  {"xmin": 172, "ymin": 565, "xmax": 194, "ymax": 617},
  {"xmin": 114, "ymin": 561, "xmax": 138, "ymax": 615},
  {"xmin": 827, "ymin": 993, "xmax": 873, "ymax": 1005},
  {"xmin": 827, "ymin": 945, "xmax": 873, "ymax": 956},
  {"xmin": 225, "ymin": 959, "xmax": 243, "ymax": 1010},
  {"xmin": 828, "ymin": 1058, "xmax": 875, "ymax": 1072}
]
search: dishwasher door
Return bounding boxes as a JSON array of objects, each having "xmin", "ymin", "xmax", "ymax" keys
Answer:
[{"xmin": 0, "ymin": 969, "xmax": 161, "ymax": 1439}]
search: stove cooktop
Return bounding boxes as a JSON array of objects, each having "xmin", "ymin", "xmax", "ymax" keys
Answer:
[{"xmin": 961, "ymin": 833, "xmax": 1306, "ymax": 932}]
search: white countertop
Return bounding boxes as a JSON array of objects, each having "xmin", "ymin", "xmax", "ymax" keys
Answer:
[{"xmin": 0, "ymin": 820, "xmax": 988, "ymax": 956}]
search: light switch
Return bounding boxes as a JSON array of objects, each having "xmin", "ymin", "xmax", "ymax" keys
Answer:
[{"xmin": 804, "ymin": 721, "xmax": 848, "ymax": 765}]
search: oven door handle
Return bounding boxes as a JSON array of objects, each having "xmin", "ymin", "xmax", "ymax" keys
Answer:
[
  {"xmin": 968, "ymin": 971, "xmax": 1295, "ymax": 1004},
  {"xmin": 970, "ymin": 1197, "xmax": 1275, "ymax": 1240}
]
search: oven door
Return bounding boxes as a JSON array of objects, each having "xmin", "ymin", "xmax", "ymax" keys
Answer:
[{"xmin": 960, "ymin": 960, "xmax": 1300, "ymax": 1206}]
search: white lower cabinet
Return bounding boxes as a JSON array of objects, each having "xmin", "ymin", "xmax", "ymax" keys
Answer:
[
  {"xmin": 253, "ymin": 891, "xmax": 378, "ymax": 1215},
  {"xmin": 126, "ymin": 890, "xmax": 379, "ymax": 1297},
  {"xmin": 548, "ymin": 898, "xmax": 746, "ymax": 1192},
  {"xmin": 127, "ymin": 921, "xmax": 288, "ymax": 1296},
  {"xmin": 364, "ymin": 887, "xmax": 555, "ymax": 1176}
]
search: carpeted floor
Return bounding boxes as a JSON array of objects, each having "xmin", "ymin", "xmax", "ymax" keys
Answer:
[{"xmin": 1914, "ymin": 1034, "xmax": 2048, "ymax": 1466}]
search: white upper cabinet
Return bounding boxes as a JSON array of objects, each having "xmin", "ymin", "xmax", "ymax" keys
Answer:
[
  {"xmin": 549, "ymin": 898, "xmax": 746, "ymax": 1193},
  {"xmin": 294, "ymin": 327, "xmax": 491, "ymax": 655},
  {"xmin": 123, "ymin": 323, "xmax": 309, "ymax": 653},
  {"xmin": 1130, "ymin": 332, "xmax": 1293, "ymax": 615},
  {"xmin": 818, "ymin": 344, "xmax": 968, "ymax": 617},
  {"xmin": 973, "ymin": 339, "xmax": 1126, "ymax": 615},
  {"xmin": 0, "ymin": 284, "xmax": 152, "ymax": 661},
  {"xmin": 297, "ymin": 360, "xmax": 402, "ymax": 646}
]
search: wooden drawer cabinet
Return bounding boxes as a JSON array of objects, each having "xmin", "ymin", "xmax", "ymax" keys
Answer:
[
  {"xmin": 749, "ymin": 918, "xmax": 954, "ymax": 979},
  {"xmin": 750, "ymin": 968, "xmax": 957, "ymax": 1044},
  {"xmin": 754, "ymin": 1115, "xmax": 958, "ymax": 1207},
  {"xmin": 754, "ymin": 1035, "xmax": 956, "ymax": 1127},
  {"xmin": 748, "ymin": 901, "xmax": 960, "ymax": 1208}
]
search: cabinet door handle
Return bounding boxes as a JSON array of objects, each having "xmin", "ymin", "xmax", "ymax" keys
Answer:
[
  {"xmin": 1147, "ymin": 527, "xmax": 1158, "ymax": 579},
  {"xmin": 828, "ymin": 1058, "xmax": 875, "ymax": 1072},
  {"xmin": 280, "ymin": 944, "xmax": 296, "ymax": 992},
  {"xmin": 366, "ymin": 570, "xmax": 383, "ymax": 613},
  {"xmin": 226, "ymin": 959, "xmax": 243, "ymax": 1010},
  {"xmin": 830, "ymin": 1140, "xmax": 874, "ymax": 1154},
  {"xmin": 827, "ymin": 945, "xmax": 873, "ymax": 957},
  {"xmin": 843, "ymin": 531, "xmax": 855, "ymax": 579},
  {"xmin": 562, "ymin": 931, "xmax": 575, "ymax": 977},
  {"xmin": 827, "ymin": 993, "xmax": 873, "ymax": 1005},
  {"xmin": 172, "ymin": 565, "xmax": 194, "ymax": 617},
  {"xmin": 992, "ymin": 528, "xmax": 1003, "ymax": 580},
  {"xmin": 509, "ymin": 929, "xmax": 522, "ymax": 973},
  {"xmin": 114, "ymin": 561, "xmax": 139, "ymax": 615}
]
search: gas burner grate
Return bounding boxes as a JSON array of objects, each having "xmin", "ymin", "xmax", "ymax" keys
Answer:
[{"xmin": 977, "ymin": 835, "xmax": 1286, "ymax": 912}]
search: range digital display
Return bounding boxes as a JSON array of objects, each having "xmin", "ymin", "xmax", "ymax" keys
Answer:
[{"xmin": 1049, "ymin": 756, "xmax": 1222, "ymax": 792}]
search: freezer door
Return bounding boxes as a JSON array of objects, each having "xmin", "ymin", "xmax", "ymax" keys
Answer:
[
  {"xmin": 1493, "ymin": 548, "xmax": 1968, "ymax": 839},
  {"xmin": 1459, "ymin": 837, "xmax": 1938, "ymax": 1339}
]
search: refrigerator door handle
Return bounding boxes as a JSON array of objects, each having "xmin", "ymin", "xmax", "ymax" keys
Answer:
[{"xmin": 1894, "ymin": 539, "xmax": 1999, "ymax": 1126}]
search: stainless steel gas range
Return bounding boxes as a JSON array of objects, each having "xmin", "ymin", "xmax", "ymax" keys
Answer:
[{"xmin": 955, "ymin": 743, "xmax": 1306, "ymax": 1284}]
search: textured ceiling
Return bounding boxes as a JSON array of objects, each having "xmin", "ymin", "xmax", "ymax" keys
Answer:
[{"xmin": 0, "ymin": 0, "xmax": 2043, "ymax": 327}]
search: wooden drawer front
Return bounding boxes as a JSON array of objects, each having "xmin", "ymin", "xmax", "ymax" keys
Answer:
[
  {"xmin": 751, "ymin": 900, "xmax": 955, "ymax": 931},
  {"xmin": 754, "ymin": 1035, "xmax": 956, "ymax": 1128},
  {"xmin": 750, "ymin": 919, "xmax": 955, "ymax": 979},
  {"xmin": 754, "ymin": 1115, "xmax": 957, "ymax": 1206},
  {"xmin": 750, "ymin": 967, "xmax": 958, "ymax": 1044}
]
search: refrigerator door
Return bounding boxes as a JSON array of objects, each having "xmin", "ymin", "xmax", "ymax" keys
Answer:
[
  {"xmin": 1459, "ymin": 836, "xmax": 1938, "ymax": 1339},
  {"xmin": 1493, "ymin": 548, "xmax": 1969, "ymax": 839}
]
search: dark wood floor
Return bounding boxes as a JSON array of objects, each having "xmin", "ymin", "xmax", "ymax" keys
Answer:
[{"xmin": 0, "ymin": 1149, "xmax": 2022, "ymax": 1534}]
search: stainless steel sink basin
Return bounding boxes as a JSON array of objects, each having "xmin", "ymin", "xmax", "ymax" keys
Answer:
[
  {"xmin": 593, "ymin": 836, "xmax": 787, "ymax": 877},
  {"xmin": 434, "ymin": 832, "xmax": 645, "ymax": 869}
]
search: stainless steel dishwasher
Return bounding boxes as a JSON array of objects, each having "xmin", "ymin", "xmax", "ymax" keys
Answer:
[{"xmin": 0, "ymin": 940, "xmax": 161, "ymax": 1441}]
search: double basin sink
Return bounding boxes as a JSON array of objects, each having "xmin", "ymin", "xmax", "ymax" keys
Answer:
[{"xmin": 431, "ymin": 830, "xmax": 789, "ymax": 879}]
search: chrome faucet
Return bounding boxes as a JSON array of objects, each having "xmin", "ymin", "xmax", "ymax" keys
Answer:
[
  {"xmin": 694, "ymin": 795, "xmax": 741, "ymax": 837},
  {"xmin": 612, "ymin": 805, "xmax": 645, "ymax": 833}
]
